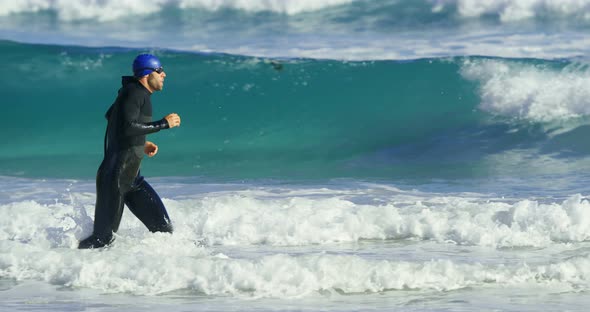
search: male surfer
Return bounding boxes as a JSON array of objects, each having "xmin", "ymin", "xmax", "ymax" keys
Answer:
[{"xmin": 78, "ymin": 54, "xmax": 181, "ymax": 249}]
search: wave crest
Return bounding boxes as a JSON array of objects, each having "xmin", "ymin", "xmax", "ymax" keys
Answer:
[
  {"xmin": 461, "ymin": 59, "xmax": 590, "ymax": 122},
  {"xmin": 5, "ymin": 0, "xmax": 590, "ymax": 22},
  {"xmin": 450, "ymin": 0, "xmax": 590, "ymax": 22},
  {"xmin": 0, "ymin": 0, "xmax": 354, "ymax": 21}
]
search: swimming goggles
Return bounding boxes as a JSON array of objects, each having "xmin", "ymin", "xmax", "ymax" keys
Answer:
[{"xmin": 139, "ymin": 67, "xmax": 164, "ymax": 74}]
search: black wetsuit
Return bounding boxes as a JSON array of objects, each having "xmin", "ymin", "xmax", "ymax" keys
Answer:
[{"xmin": 78, "ymin": 76, "xmax": 172, "ymax": 249}]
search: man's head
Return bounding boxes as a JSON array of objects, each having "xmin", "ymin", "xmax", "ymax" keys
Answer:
[{"xmin": 132, "ymin": 54, "xmax": 166, "ymax": 93}]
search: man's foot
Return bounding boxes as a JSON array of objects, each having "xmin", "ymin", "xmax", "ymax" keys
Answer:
[{"xmin": 78, "ymin": 234, "xmax": 113, "ymax": 249}]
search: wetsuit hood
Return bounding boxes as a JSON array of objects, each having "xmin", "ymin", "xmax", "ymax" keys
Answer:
[
  {"xmin": 106, "ymin": 76, "xmax": 137, "ymax": 119},
  {"xmin": 121, "ymin": 76, "xmax": 136, "ymax": 86}
]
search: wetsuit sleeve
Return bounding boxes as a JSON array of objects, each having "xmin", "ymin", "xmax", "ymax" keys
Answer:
[{"xmin": 123, "ymin": 98, "xmax": 170, "ymax": 137}]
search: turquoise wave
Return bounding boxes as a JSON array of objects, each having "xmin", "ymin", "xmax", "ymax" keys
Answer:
[{"xmin": 1, "ymin": 41, "xmax": 589, "ymax": 180}]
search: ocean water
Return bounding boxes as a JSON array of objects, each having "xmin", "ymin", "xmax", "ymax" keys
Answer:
[{"xmin": 2, "ymin": 0, "xmax": 590, "ymax": 311}]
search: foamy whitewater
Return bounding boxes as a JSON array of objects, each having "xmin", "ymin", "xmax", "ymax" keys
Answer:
[{"xmin": 2, "ymin": 0, "xmax": 590, "ymax": 311}]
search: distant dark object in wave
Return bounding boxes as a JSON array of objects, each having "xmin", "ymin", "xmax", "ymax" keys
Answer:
[{"xmin": 270, "ymin": 60, "xmax": 283, "ymax": 71}]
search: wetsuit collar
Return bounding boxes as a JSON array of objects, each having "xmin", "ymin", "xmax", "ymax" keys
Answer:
[
  {"xmin": 121, "ymin": 76, "xmax": 136, "ymax": 86},
  {"xmin": 121, "ymin": 76, "xmax": 152, "ymax": 94}
]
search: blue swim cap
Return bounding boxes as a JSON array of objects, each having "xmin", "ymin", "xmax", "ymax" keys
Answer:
[{"xmin": 132, "ymin": 54, "xmax": 162, "ymax": 77}]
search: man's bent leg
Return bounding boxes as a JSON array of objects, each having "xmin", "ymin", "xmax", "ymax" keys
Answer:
[{"xmin": 125, "ymin": 175, "xmax": 173, "ymax": 233}]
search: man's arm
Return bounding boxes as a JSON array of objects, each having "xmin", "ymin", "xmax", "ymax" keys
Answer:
[{"xmin": 123, "ymin": 99, "xmax": 169, "ymax": 137}]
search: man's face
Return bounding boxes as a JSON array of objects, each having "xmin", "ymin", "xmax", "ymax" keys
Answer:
[{"xmin": 147, "ymin": 69, "xmax": 166, "ymax": 92}]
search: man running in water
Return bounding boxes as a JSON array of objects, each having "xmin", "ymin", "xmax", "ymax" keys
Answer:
[{"xmin": 79, "ymin": 54, "xmax": 181, "ymax": 249}]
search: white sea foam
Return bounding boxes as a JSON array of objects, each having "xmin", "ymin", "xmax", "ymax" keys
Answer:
[
  {"xmin": 2, "ymin": 185, "xmax": 590, "ymax": 249},
  {"xmin": 2, "ymin": 181, "xmax": 590, "ymax": 296},
  {"xmin": 4, "ymin": 0, "xmax": 590, "ymax": 21},
  {"xmin": 0, "ymin": 0, "xmax": 353, "ymax": 21},
  {"xmin": 461, "ymin": 59, "xmax": 590, "ymax": 122},
  {"xmin": 166, "ymin": 192, "xmax": 590, "ymax": 248},
  {"xmin": 450, "ymin": 0, "xmax": 590, "ymax": 22},
  {"xmin": 2, "ymin": 1, "xmax": 590, "ymax": 60},
  {"xmin": 0, "ymin": 0, "xmax": 165, "ymax": 22},
  {"xmin": 178, "ymin": 0, "xmax": 354, "ymax": 15},
  {"xmin": 1, "ymin": 237, "xmax": 589, "ymax": 297}
]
